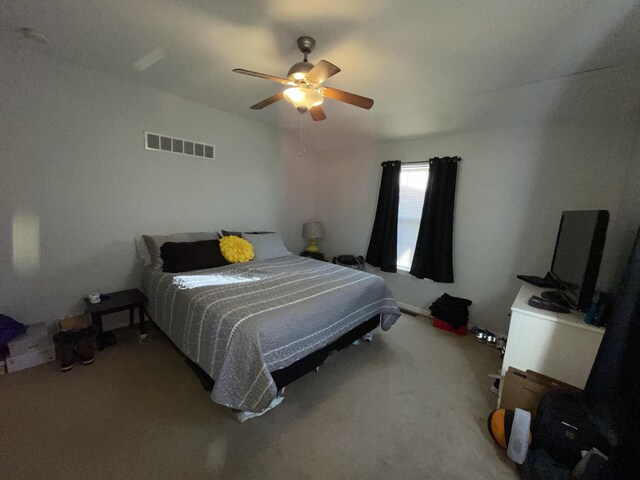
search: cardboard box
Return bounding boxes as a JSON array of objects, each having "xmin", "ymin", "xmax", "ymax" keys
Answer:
[
  {"xmin": 499, "ymin": 367, "xmax": 580, "ymax": 418},
  {"xmin": 58, "ymin": 314, "xmax": 90, "ymax": 331},
  {"xmin": 8, "ymin": 322, "xmax": 50, "ymax": 357},
  {"xmin": 6, "ymin": 344, "xmax": 55, "ymax": 373}
]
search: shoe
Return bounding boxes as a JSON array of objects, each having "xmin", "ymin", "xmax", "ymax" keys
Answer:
[
  {"xmin": 76, "ymin": 325, "xmax": 98, "ymax": 365},
  {"xmin": 472, "ymin": 327, "xmax": 485, "ymax": 341},
  {"xmin": 53, "ymin": 330, "xmax": 78, "ymax": 372},
  {"xmin": 490, "ymin": 378, "xmax": 501, "ymax": 395},
  {"xmin": 96, "ymin": 331, "xmax": 116, "ymax": 350}
]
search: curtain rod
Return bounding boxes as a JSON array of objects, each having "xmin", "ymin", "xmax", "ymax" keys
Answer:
[
  {"xmin": 381, "ymin": 157, "xmax": 461, "ymax": 167},
  {"xmin": 403, "ymin": 157, "xmax": 461, "ymax": 164}
]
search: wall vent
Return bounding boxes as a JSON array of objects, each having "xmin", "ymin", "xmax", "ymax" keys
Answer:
[{"xmin": 144, "ymin": 131, "xmax": 215, "ymax": 159}]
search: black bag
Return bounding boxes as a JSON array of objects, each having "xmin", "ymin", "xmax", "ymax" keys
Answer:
[
  {"xmin": 532, "ymin": 388, "xmax": 610, "ymax": 469},
  {"xmin": 334, "ymin": 255, "xmax": 365, "ymax": 270},
  {"xmin": 517, "ymin": 449, "xmax": 572, "ymax": 480}
]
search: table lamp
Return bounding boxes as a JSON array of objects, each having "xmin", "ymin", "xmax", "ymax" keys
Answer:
[{"xmin": 303, "ymin": 222, "xmax": 324, "ymax": 253}]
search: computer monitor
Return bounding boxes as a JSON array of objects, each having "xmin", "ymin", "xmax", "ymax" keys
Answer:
[{"xmin": 546, "ymin": 210, "xmax": 609, "ymax": 311}]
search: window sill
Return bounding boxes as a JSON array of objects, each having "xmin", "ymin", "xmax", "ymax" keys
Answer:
[
  {"xmin": 395, "ymin": 267, "xmax": 414, "ymax": 277},
  {"xmin": 367, "ymin": 265, "xmax": 415, "ymax": 279}
]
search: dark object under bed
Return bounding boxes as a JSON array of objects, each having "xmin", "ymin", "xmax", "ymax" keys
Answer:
[{"xmin": 181, "ymin": 315, "xmax": 381, "ymax": 395}]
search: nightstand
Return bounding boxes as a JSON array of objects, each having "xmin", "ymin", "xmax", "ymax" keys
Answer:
[
  {"xmin": 84, "ymin": 289, "xmax": 148, "ymax": 349},
  {"xmin": 300, "ymin": 251, "xmax": 325, "ymax": 261}
]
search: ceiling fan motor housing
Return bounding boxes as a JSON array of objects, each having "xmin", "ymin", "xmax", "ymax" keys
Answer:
[
  {"xmin": 288, "ymin": 36, "xmax": 317, "ymax": 80},
  {"xmin": 287, "ymin": 61, "xmax": 313, "ymax": 80}
]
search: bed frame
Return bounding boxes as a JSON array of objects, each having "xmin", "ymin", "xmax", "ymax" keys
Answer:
[{"xmin": 150, "ymin": 313, "xmax": 381, "ymax": 395}]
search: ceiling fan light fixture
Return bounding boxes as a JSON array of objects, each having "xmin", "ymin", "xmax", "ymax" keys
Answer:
[
  {"xmin": 287, "ymin": 61, "xmax": 312, "ymax": 81},
  {"xmin": 283, "ymin": 87, "xmax": 323, "ymax": 113},
  {"xmin": 233, "ymin": 35, "xmax": 374, "ymax": 119}
]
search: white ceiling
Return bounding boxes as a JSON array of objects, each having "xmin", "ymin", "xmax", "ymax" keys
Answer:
[{"xmin": 2, "ymin": 1, "xmax": 640, "ymax": 149}]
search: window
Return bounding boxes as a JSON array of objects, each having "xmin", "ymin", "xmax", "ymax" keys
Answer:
[{"xmin": 397, "ymin": 163, "xmax": 429, "ymax": 270}]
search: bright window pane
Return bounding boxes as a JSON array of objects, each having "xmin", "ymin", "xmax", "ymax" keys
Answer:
[{"xmin": 397, "ymin": 164, "xmax": 429, "ymax": 270}]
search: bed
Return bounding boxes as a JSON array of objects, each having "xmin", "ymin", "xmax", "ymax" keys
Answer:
[{"xmin": 141, "ymin": 254, "xmax": 400, "ymax": 413}]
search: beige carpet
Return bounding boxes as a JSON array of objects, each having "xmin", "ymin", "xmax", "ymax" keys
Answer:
[{"xmin": 0, "ymin": 315, "xmax": 517, "ymax": 479}]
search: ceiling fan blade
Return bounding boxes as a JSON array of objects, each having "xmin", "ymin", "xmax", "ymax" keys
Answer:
[
  {"xmin": 250, "ymin": 92, "xmax": 284, "ymax": 110},
  {"xmin": 321, "ymin": 87, "xmax": 374, "ymax": 109},
  {"xmin": 309, "ymin": 105, "xmax": 327, "ymax": 121},
  {"xmin": 233, "ymin": 68, "xmax": 294, "ymax": 85},
  {"xmin": 306, "ymin": 60, "xmax": 341, "ymax": 84}
]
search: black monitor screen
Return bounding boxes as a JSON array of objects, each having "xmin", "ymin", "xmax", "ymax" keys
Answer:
[{"xmin": 549, "ymin": 210, "xmax": 608, "ymax": 311}]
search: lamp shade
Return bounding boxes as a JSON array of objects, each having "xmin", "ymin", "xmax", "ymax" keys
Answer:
[{"xmin": 303, "ymin": 222, "xmax": 324, "ymax": 239}]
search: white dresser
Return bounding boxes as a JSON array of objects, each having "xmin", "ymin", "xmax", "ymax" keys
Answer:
[{"xmin": 501, "ymin": 284, "xmax": 605, "ymax": 388}]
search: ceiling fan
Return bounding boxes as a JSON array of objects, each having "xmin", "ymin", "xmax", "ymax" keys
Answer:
[{"xmin": 233, "ymin": 36, "xmax": 374, "ymax": 121}]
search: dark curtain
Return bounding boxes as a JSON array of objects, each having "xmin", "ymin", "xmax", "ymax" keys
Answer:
[
  {"xmin": 585, "ymin": 227, "xmax": 640, "ymax": 476},
  {"xmin": 366, "ymin": 160, "xmax": 401, "ymax": 272},
  {"xmin": 409, "ymin": 157, "xmax": 459, "ymax": 282}
]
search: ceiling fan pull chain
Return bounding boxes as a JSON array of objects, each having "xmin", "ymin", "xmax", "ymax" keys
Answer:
[
  {"xmin": 298, "ymin": 114, "xmax": 303, "ymax": 157},
  {"xmin": 298, "ymin": 114, "xmax": 308, "ymax": 158},
  {"xmin": 303, "ymin": 114, "xmax": 308, "ymax": 155}
]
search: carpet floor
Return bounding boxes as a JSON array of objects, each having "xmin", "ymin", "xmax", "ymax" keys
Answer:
[{"xmin": 0, "ymin": 315, "xmax": 517, "ymax": 479}]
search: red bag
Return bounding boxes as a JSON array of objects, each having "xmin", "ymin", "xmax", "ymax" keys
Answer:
[{"xmin": 432, "ymin": 317, "xmax": 467, "ymax": 335}]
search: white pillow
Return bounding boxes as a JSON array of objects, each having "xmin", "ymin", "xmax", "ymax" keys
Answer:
[
  {"xmin": 136, "ymin": 236, "xmax": 151, "ymax": 265},
  {"xmin": 243, "ymin": 233, "xmax": 292, "ymax": 261}
]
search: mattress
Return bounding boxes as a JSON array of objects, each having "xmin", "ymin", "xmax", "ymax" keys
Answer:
[{"xmin": 141, "ymin": 255, "xmax": 400, "ymax": 412}]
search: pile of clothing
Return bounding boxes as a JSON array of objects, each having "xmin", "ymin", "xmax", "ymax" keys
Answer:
[
  {"xmin": 429, "ymin": 293, "xmax": 472, "ymax": 335},
  {"xmin": 0, "ymin": 314, "xmax": 27, "ymax": 365}
]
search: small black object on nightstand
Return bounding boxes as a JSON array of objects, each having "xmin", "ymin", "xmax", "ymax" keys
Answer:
[
  {"xmin": 300, "ymin": 251, "xmax": 325, "ymax": 261},
  {"xmin": 84, "ymin": 289, "xmax": 148, "ymax": 350}
]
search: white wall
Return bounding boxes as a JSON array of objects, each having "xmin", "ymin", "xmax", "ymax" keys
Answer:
[
  {"xmin": 313, "ymin": 119, "xmax": 640, "ymax": 333},
  {"xmin": 275, "ymin": 130, "xmax": 318, "ymax": 254},
  {"xmin": 3, "ymin": 45, "xmax": 639, "ymax": 337},
  {"xmin": 0, "ymin": 45, "xmax": 311, "ymax": 326},
  {"xmin": 616, "ymin": 127, "xmax": 640, "ymax": 260}
]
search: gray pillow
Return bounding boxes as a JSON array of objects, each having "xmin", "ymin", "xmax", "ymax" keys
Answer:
[
  {"xmin": 242, "ymin": 233, "xmax": 292, "ymax": 261},
  {"xmin": 143, "ymin": 232, "xmax": 217, "ymax": 269},
  {"xmin": 219, "ymin": 230, "xmax": 273, "ymax": 238}
]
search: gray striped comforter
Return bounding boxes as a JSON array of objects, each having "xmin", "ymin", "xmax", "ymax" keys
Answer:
[{"xmin": 141, "ymin": 255, "xmax": 400, "ymax": 412}]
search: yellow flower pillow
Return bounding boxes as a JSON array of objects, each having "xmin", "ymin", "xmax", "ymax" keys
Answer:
[{"xmin": 219, "ymin": 235, "xmax": 254, "ymax": 263}]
